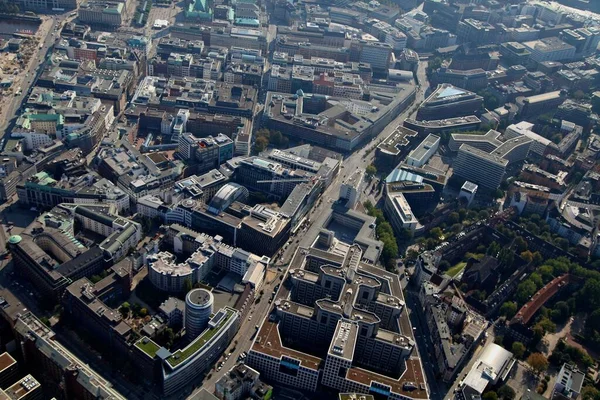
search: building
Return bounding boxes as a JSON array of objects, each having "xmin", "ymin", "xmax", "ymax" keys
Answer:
[
  {"xmin": 133, "ymin": 307, "xmax": 240, "ymax": 396},
  {"xmin": 457, "ymin": 343, "xmax": 515, "ymax": 399},
  {"xmin": 78, "ymin": 2, "xmax": 124, "ymax": 27},
  {"xmin": 552, "ymin": 364, "xmax": 584, "ymax": 400},
  {"xmin": 453, "ymin": 144, "xmax": 508, "ymax": 190},
  {"xmin": 404, "ymin": 116, "xmax": 481, "ymax": 136},
  {"xmin": 459, "ymin": 181, "xmax": 478, "ymax": 207},
  {"xmin": 353, "ymin": 40, "xmax": 392, "ymax": 72},
  {"xmin": 178, "ymin": 133, "xmax": 234, "ymax": 172},
  {"xmin": 417, "ymin": 84, "xmax": 483, "ymax": 121},
  {"xmin": 516, "ymin": 91, "xmax": 566, "ymax": 119},
  {"xmin": 500, "ymin": 42, "xmax": 532, "ymax": 66},
  {"xmin": 0, "ymin": 353, "xmax": 18, "ymax": 388},
  {"xmin": 0, "ymin": 374, "xmax": 43, "ymax": 400},
  {"xmin": 264, "ymin": 85, "xmax": 415, "ymax": 152},
  {"xmin": 14, "ymin": 312, "xmax": 125, "ymax": 399},
  {"xmin": 422, "ymin": 294, "xmax": 486, "ymax": 383},
  {"xmin": 61, "ymin": 264, "xmax": 134, "ymax": 357},
  {"xmin": 375, "ymin": 126, "xmax": 419, "ymax": 168},
  {"xmin": 384, "ymin": 191, "xmax": 419, "ymax": 232},
  {"xmin": 505, "ymin": 121, "xmax": 553, "ymax": 157},
  {"xmin": 186, "ymin": 288, "xmax": 214, "ymax": 341},
  {"xmin": 406, "ymin": 134, "xmax": 439, "ymax": 168},
  {"xmin": 432, "ymin": 68, "xmax": 488, "ymax": 91},
  {"xmin": 215, "ymin": 363, "xmax": 273, "ymax": 400},
  {"xmin": 147, "ymin": 230, "xmax": 269, "ymax": 293},
  {"xmin": 339, "ymin": 170, "xmax": 364, "ymax": 210},
  {"xmin": 247, "ymin": 243, "xmax": 426, "ymax": 399},
  {"xmin": 523, "ymin": 37, "xmax": 576, "ymax": 63}
]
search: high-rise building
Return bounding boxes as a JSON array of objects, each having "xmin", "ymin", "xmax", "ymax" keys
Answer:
[
  {"xmin": 186, "ymin": 288, "xmax": 214, "ymax": 340},
  {"xmin": 453, "ymin": 144, "xmax": 508, "ymax": 190}
]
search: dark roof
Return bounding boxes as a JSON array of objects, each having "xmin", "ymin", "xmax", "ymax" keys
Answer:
[
  {"xmin": 56, "ymin": 246, "xmax": 104, "ymax": 277},
  {"xmin": 75, "ymin": 206, "xmax": 116, "ymax": 227}
]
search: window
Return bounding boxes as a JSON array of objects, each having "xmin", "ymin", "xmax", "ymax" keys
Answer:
[
  {"xmin": 338, "ymin": 366, "xmax": 347, "ymax": 378},
  {"xmin": 325, "ymin": 280, "xmax": 332, "ymax": 289}
]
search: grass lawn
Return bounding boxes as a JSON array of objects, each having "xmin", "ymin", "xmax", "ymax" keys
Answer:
[{"xmin": 447, "ymin": 261, "xmax": 467, "ymax": 278}]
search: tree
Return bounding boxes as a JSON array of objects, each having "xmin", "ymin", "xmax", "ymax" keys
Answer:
[
  {"xmin": 183, "ymin": 278, "xmax": 193, "ymax": 294},
  {"xmin": 520, "ymin": 250, "xmax": 533, "ymax": 263},
  {"xmin": 550, "ymin": 301, "xmax": 570, "ymax": 324},
  {"xmin": 493, "ymin": 189, "xmax": 504, "ymax": 199},
  {"xmin": 511, "ymin": 342, "xmax": 525, "ymax": 359},
  {"xmin": 406, "ymin": 249, "xmax": 419, "ymax": 261},
  {"xmin": 254, "ymin": 136, "xmax": 269, "ymax": 153},
  {"xmin": 582, "ymin": 386, "xmax": 600, "ymax": 400},
  {"xmin": 500, "ymin": 301, "xmax": 518, "ymax": 319},
  {"xmin": 577, "ymin": 279, "xmax": 600, "ymax": 312},
  {"xmin": 498, "ymin": 385, "xmax": 516, "ymax": 400},
  {"xmin": 532, "ymin": 251, "xmax": 544, "ymax": 266},
  {"xmin": 366, "ymin": 164, "xmax": 377, "ymax": 178},
  {"xmin": 479, "ymin": 210, "xmax": 490, "ymax": 220},
  {"xmin": 527, "ymin": 353, "xmax": 549, "ymax": 376},
  {"xmin": 448, "ymin": 212, "xmax": 460, "ymax": 225},
  {"xmin": 514, "ymin": 236, "xmax": 528, "ymax": 252},
  {"xmin": 120, "ymin": 302, "xmax": 130, "ymax": 317},
  {"xmin": 139, "ymin": 308, "xmax": 148, "ymax": 318},
  {"xmin": 516, "ymin": 280, "xmax": 537, "ymax": 304},
  {"xmin": 483, "ymin": 392, "xmax": 498, "ymax": 400},
  {"xmin": 573, "ymin": 90, "xmax": 586, "ymax": 100},
  {"xmin": 430, "ymin": 227, "xmax": 443, "ymax": 240}
]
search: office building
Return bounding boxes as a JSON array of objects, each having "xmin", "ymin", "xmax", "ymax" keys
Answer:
[
  {"xmin": 178, "ymin": 133, "xmax": 234, "ymax": 172},
  {"xmin": 516, "ymin": 91, "xmax": 566, "ymax": 119},
  {"xmin": 385, "ymin": 191, "xmax": 419, "ymax": 232},
  {"xmin": 560, "ymin": 27, "xmax": 600, "ymax": 58},
  {"xmin": 264, "ymin": 85, "xmax": 415, "ymax": 152},
  {"xmin": 505, "ymin": 122, "xmax": 552, "ymax": 156},
  {"xmin": 453, "ymin": 144, "xmax": 508, "ymax": 190},
  {"xmin": 417, "ymin": 84, "xmax": 483, "ymax": 121},
  {"xmin": 406, "ymin": 134, "xmax": 439, "ymax": 168},
  {"xmin": 0, "ymin": 374, "xmax": 43, "ymax": 400},
  {"xmin": 339, "ymin": 170, "xmax": 364, "ymax": 210},
  {"xmin": 404, "ymin": 115, "xmax": 481, "ymax": 136},
  {"xmin": 78, "ymin": 2, "xmax": 124, "ymax": 27},
  {"xmin": 134, "ymin": 307, "xmax": 240, "ymax": 396},
  {"xmin": 351, "ymin": 40, "xmax": 392, "ymax": 72},
  {"xmin": 375, "ymin": 126, "xmax": 419, "ymax": 168},
  {"xmin": 247, "ymin": 243, "xmax": 426, "ymax": 399},
  {"xmin": 459, "ymin": 181, "xmax": 478, "ymax": 207},
  {"xmin": 61, "ymin": 264, "xmax": 133, "ymax": 356},
  {"xmin": 0, "ymin": 353, "xmax": 18, "ymax": 388},
  {"xmin": 186, "ymin": 288, "xmax": 214, "ymax": 341},
  {"xmin": 147, "ymin": 230, "xmax": 269, "ymax": 293},
  {"xmin": 432, "ymin": 68, "xmax": 488, "ymax": 92},
  {"xmin": 523, "ymin": 37, "xmax": 576, "ymax": 63},
  {"xmin": 500, "ymin": 42, "xmax": 531, "ymax": 66}
]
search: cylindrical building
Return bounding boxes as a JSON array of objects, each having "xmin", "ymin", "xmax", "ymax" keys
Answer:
[{"xmin": 185, "ymin": 288, "xmax": 214, "ymax": 340}]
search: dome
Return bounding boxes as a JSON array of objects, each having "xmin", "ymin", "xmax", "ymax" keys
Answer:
[{"xmin": 8, "ymin": 235, "xmax": 22, "ymax": 244}]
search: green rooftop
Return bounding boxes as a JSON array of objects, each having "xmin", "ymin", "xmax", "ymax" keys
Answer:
[
  {"xmin": 135, "ymin": 338, "xmax": 160, "ymax": 358},
  {"xmin": 167, "ymin": 309, "xmax": 234, "ymax": 367}
]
